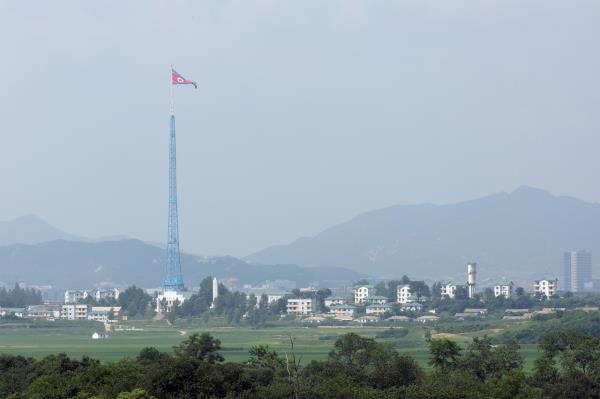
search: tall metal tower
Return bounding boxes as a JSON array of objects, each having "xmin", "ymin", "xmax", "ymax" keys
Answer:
[{"xmin": 163, "ymin": 113, "xmax": 185, "ymax": 291}]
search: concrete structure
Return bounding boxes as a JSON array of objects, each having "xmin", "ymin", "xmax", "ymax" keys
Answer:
[
  {"xmin": 156, "ymin": 290, "xmax": 193, "ymax": 313},
  {"xmin": 27, "ymin": 305, "xmax": 60, "ymax": 319},
  {"xmin": 93, "ymin": 288, "xmax": 120, "ymax": 302},
  {"xmin": 353, "ymin": 285, "xmax": 374, "ymax": 304},
  {"xmin": 467, "ymin": 262, "xmax": 477, "ymax": 298},
  {"xmin": 89, "ymin": 306, "xmax": 121, "ymax": 322},
  {"xmin": 324, "ymin": 296, "xmax": 346, "ymax": 307},
  {"xmin": 400, "ymin": 302, "xmax": 423, "ymax": 312},
  {"xmin": 440, "ymin": 282, "xmax": 460, "ymax": 299},
  {"xmin": 210, "ymin": 277, "xmax": 219, "ymax": 309},
  {"xmin": 286, "ymin": 298, "xmax": 316, "ymax": 315},
  {"xmin": 64, "ymin": 290, "xmax": 89, "ymax": 304},
  {"xmin": 494, "ymin": 280, "xmax": 514, "ymax": 298},
  {"xmin": 366, "ymin": 303, "xmax": 393, "ymax": 315},
  {"xmin": 533, "ymin": 279, "xmax": 557, "ymax": 298},
  {"xmin": 564, "ymin": 250, "xmax": 592, "ymax": 292},
  {"xmin": 328, "ymin": 304, "xmax": 357, "ymax": 316},
  {"xmin": 363, "ymin": 295, "xmax": 388, "ymax": 305},
  {"xmin": 396, "ymin": 285, "xmax": 413, "ymax": 304},
  {"xmin": 61, "ymin": 304, "xmax": 91, "ymax": 320}
]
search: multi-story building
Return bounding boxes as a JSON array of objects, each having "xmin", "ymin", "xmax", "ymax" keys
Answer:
[
  {"xmin": 61, "ymin": 304, "xmax": 91, "ymax": 320},
  {"xmin": 328, "ymin": 304, "xmax": 356, "ymax": 316},
  {"xmin": 89, "ymin": 306, "xmax": 121, "ymax": 322},
  {"xmin": 533, "ymin": 279, "xmax": 557, "ymax": 298},
  {"xmin": 92, "ymin": 288, "xmax": 120, "ymax": 302},
  {"xmin": 366, "ymin": 303, "xmax": 393, "ymax": 315},
  {"xmin": 564, "ymin": 250, "xmax": 592, "ymax": 292},
  {"xmin": 363, "ymin": 296, "xmax": 388, "ymax": 305},
  {"xmin": 353, "ymin": 285, "xmax": 374, "ymax": 304},
  {"xmin": 286, "ymin": 298, "xmax": 316, "ymax": 315},
  {"xmin": 396, "ymin": 285, "xmax": 413, "ymax": 304},
  {"xmin": 64, "ymin": 290, "xmax": 89, "ymax": 304},
  {"xmin": 440, "ymin": 282, "xmax": 460, "ymax": 299},
  {"xmin": 494, "ymin": 280, "xmax": 514, "ymax": 298}
]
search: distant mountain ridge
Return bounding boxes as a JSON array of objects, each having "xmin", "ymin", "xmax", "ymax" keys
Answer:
[
  {"xmin": 0, "ymin": 239, "xmax": 365, "ymax": 289},
  {"xmin": 0, "ymin": 215, "xmax": 83, "ymax": 246},
  {"xmin": 246, "ymin": 187, "xmax": 600, "ymax": 280}
]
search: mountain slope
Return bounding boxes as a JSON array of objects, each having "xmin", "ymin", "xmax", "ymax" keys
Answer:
[
  {"xmin": 0, "ymin": 239, "xmax": 364, "ymax": 289},
  {"xmin": 0, "ymin": 215, "xmax": 83, "ymax": 246},
  {"xmin": 246, "ymin": 187, "xmax": 600, "ymax": 279}
]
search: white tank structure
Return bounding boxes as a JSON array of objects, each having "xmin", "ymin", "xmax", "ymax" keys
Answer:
[
  {"xmin": 210, "ymin": 277, "xmax": 219, "ymax": 308},
  {"xmin": 467, "ymin": 262, "xmax": 477, "ymax": 298}
]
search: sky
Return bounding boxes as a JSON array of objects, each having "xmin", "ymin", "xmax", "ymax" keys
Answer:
[{"xmin": 1, "ymin": 1, "xmax": 599, "ymax": 257}]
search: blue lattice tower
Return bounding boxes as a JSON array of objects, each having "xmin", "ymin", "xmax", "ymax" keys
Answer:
[{"xmin": 163, "ymin": 114, "xmax": 185, "ymax": 290}]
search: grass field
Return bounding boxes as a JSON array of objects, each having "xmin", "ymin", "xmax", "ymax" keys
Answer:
[{"xmin": 0, "ymin": 319, "xmax": 541, "ymax": 369}]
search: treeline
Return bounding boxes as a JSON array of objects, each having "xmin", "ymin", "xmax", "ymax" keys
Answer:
[
  {"xmin": 0, "ymin": 283, "xmax": 42, "ymax": 308},
  {"xmin": 1, "ymin": 330, "xmax": 600, "ymax": 398}
]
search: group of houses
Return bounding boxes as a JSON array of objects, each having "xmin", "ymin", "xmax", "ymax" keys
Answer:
[{"xmin": 283, "ymin": 277, "xmax": 560, "ymax": 321}]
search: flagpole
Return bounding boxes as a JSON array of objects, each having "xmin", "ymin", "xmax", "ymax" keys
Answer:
[{"xmin": 170, "ymin": 64, "xmax": 174, "ymax": 115}]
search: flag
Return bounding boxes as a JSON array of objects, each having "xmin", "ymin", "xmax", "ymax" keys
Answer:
[{"xmin": 172, "ymin": 68, "xmax": 197, "ymax": 89}]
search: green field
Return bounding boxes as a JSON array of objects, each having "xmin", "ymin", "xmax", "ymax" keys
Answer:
[{"xmin": 0, "ymin": 319, "xmax": 540, "ymax": 369}]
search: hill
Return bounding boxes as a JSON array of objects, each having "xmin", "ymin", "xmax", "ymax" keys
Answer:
[
  {"xmin": 246, "ymin": 187, "xmax": 600, "ymax": 280},
  {"xmin": 0, "ymin": 215, "xmax": 82, "ymax": 246},
  {"xmin": 0, "ymin": 239, "xmax": 364, "ymax": 289}
]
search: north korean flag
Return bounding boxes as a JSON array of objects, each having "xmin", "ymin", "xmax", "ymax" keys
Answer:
[{"xmin": 172, "ymin": 68, "xmax": 197, "ymax": 88}]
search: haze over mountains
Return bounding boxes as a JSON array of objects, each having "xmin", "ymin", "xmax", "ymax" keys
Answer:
[
  {"xmin": 247, "ymin": 187, "xmax": 600, "ymax": 280},
  {"xmin": 1, "ymin": 186, "xmax": 599, "ymax": 287}
]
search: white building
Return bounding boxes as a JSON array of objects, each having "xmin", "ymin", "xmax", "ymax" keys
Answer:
[
  {"xmin": 354, "ymin": 285, "xmax": 374, "ymax": 304},
  {"xmin": 286, "ymin": 298, "xmax": 316, "ymax": 315},
  {"xmin": 533, "ymin": 279, "xmax": 557, "ymax": 298},
  {"xmin": 494, "ymin": 280, "xmax": 514, "ymax": 298},
  {"xmin": 156, "ymin": 290, "xmax": 192, "ymax": 313},
  {"xmin": 61, "ymin": 304, "xmax": 91, "ymax": 320},
  {"xmin": 92, "ymin": 288, "xmax": 120, "ymax": 302},
  {"xmin": 324, "ymin": 296, "xmax": 347, "ymax": 307},
  {"xmin": 366, "ymin": 303, "xmax": 393, "ymax": 315},
  {"xmin": 64, "ymin": 290, "xmax": 89, "ymax": 304},
  {"xmin": 89, "ymin": 306, "xmax": 121, "ymax": 322},
  {"xmin": 396, "ymin": 285, "xmax": 413, "ymax": 304},
  {"xmin": 440, "ymin": 283, "xmax": 460, "ymax": 299},
  {"xmin": 328, "ymin": 304, "xmax": 357, "ymax": 316},
  {"xmin": 364, "ymin": 296, "xmax": 388, "ymax": 305}
]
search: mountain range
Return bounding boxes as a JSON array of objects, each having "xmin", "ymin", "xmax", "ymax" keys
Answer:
[
  {"xmin": 247, "ymin": 187, "xmax": 600, "ymax": 281},
  {"xmin": 0, "ymin": 239, "xmax": 364, "ymax": 289},
  {"xmin": 2, "ymin": 186, "xmax": 599, "ymax": 287}
]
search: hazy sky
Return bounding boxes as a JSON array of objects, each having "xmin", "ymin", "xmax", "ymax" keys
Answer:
[{"xmin": 1, "ymin": 1, "xmax": 599, "ymax": 257}]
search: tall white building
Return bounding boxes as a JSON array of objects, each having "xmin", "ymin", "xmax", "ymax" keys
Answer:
[
  {"xmin": 494, "ymin": 280, "xmax": 514, "ymax": 298},
  {"xmin": 396, "ymin": 285, "xmax": 413, "ymax": 304},
  {"xmin": 533, "ymin": 279, "xmax": 557, "ymax": 298},
  {"xmin": 353, "ymin": 285, "xmax": 374, "ymax": 304},
  {"xmin": 61, "ymin": 304, "xmax": 91, "ymax": 320},
  {"xmin": 564, "ymin": 250, "xmax": 592, "ymax": 293}
]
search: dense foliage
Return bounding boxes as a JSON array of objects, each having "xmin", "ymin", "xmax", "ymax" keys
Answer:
[
  {"xmin": 2, "ymin": 329, "xmax": 600, "ymax": 398},
  {"xmin": 0, "ymin": 283, "xmax": 42, "ymax": 308}
]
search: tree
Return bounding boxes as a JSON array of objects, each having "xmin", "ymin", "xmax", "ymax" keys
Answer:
[
  {"xmin": 328, "ymin": 333, "xmax": 377, "ymax": 369},
  {"xmin": 409, "ymin": 281, "xmax": 430, "ymax": 300},
  {"xmin": 428, "ymin": 338, "xmax": 462, "ymax": 371},
  {"xmin": 116, "ymin": 388, "xmax": 156, "ymax": 399},
  {"xmin": 174, "ymin": 333, "xmax": 223, "ymax": 363},
  {"xmin": 118, "ymin": 286, "xmax": 152, "ymax": 317}
]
